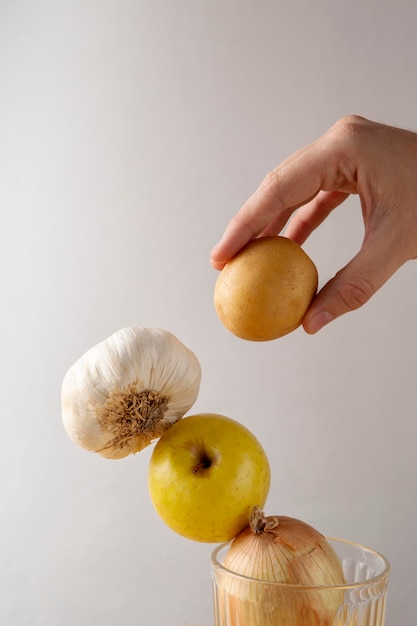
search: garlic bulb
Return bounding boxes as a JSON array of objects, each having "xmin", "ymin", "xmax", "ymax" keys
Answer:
[
  {"xmin": 218, "ymin": 507, "xmax": 346, "ymax": 626},
  {"xmin": 61, "ymin": 327, "xmax": 201, "ymax": 459}
]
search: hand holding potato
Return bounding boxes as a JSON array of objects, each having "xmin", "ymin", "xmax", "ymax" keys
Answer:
[{"xmin": 211, "ymin": 115, "xmax": 417, "ymax": 333}]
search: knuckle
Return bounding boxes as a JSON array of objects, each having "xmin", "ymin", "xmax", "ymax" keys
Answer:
[
  {"xmin": 228, "ymin": 212, "xmax": 256, "ymax": 240},
  {"xmin": 338, "ymin": 113, "xmax": 367, "ymax": 129},
  {"xmin": 327, "ymin": 114, "xmax": 375, "ymax": 149},
  {"xmin": 258, "ymin": 170, "xmax": 286, "ymax": 212},
  {"xmin": 260, "ymin": 169, "xmax": 281, "ymax": 195},
  {"xmin": 334, "ymin": 275, "xmax": 374, "ymax": 311},
  {"xmin": 320, "ymin": 115, "xmax": 372, "ymax": 188}
]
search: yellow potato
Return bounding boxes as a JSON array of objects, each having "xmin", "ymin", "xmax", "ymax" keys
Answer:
[{"xmin": 214, "ymin": 236, "xmax": 318, "ymax": 341}]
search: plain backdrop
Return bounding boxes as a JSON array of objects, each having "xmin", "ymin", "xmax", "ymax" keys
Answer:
[{"xmin": 1, "ymin": 1, "xmax": 417, "ymax": 625}]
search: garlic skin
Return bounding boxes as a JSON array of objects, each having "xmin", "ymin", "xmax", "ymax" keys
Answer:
[{"xmin": 61, "ymin": 327, "xmax": 201, "ymax": 459}]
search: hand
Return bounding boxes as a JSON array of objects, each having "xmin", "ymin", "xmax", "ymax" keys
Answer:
[{"xmin": 210, "ymin": 115, "xmax": 417, "ymax": 333}]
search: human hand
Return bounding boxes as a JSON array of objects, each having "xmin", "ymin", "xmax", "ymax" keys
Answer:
[{"xmin": 210, "ymin": 115, "xmax": 417, "ymax": 333}]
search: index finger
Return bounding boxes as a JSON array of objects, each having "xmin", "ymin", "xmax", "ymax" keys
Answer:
[{"xmin": 210, "ymin": 143, "xmax": 326, "ymax": 270}]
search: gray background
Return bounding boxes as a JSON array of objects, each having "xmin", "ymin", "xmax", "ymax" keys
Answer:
[{"xmin": 1, "ymin": 1, "xmax": 416, "ymax": 624}]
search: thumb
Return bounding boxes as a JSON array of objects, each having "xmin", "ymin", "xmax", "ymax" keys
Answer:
[{"xmin": 303, "ymin": 241, "xmax": 402, "ymax": 334}]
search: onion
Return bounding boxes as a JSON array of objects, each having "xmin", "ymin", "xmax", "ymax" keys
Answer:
[{"xmin": 217, "ymin": 507, "xmax": 346, "ymax": 626}]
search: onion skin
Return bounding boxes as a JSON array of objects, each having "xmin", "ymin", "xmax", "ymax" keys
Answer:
[
  {"xmin": 225, "ymin": 514, "xmax": 345, "ymax": 585},
  {"xmin": 217, "ymin": 510, "xmax": 346, "ymax": 626}
]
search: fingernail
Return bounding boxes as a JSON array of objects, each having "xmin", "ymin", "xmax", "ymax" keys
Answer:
[{"xmin": 305, "ymin": 310, "xmax": 333, "ymax": 334}]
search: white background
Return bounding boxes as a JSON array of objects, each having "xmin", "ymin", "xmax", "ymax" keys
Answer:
[{"xmin": 1, "ymin": 1, "xmax": 417, "ymax": 625}]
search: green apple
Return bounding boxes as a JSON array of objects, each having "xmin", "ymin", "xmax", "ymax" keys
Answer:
[{"xmin": 147, "ymin": 413, "xmax": 270, "ymax": 543}]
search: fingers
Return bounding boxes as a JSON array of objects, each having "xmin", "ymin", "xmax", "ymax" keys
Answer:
[
  {"xmin": 210, "ymin": 116, "xmax": 374, "ymax": 270},
  {"xmin": 210, "ymin": 143, "xmax": 325, "ymax": 270},
  {"xmin": 284, "ymin": 191, "xmax": 350, "ymax": 245},
  {"xmin": 302, "ymin": 237, "xmax": 404, "ymax": 334}
]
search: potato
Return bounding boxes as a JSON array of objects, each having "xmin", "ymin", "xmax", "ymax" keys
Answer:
[{"xmin": 214, "ymin": 236, "xmax": 318, "ymax": 341}]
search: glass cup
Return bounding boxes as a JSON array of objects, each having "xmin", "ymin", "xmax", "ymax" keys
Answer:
[{"xmin": 211, "ymin": 537, "xmax": 390, "ymax": 626}]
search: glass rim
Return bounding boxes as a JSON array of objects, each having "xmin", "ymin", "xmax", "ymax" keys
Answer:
[{"xmin": 211, "ymin": 536, "xmax": 390, "ymax": 592}]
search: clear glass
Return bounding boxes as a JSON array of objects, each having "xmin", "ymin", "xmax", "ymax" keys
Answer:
[{"xmin": 211, "ymin": 537, "xmax": 390, "ymax": 626}]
